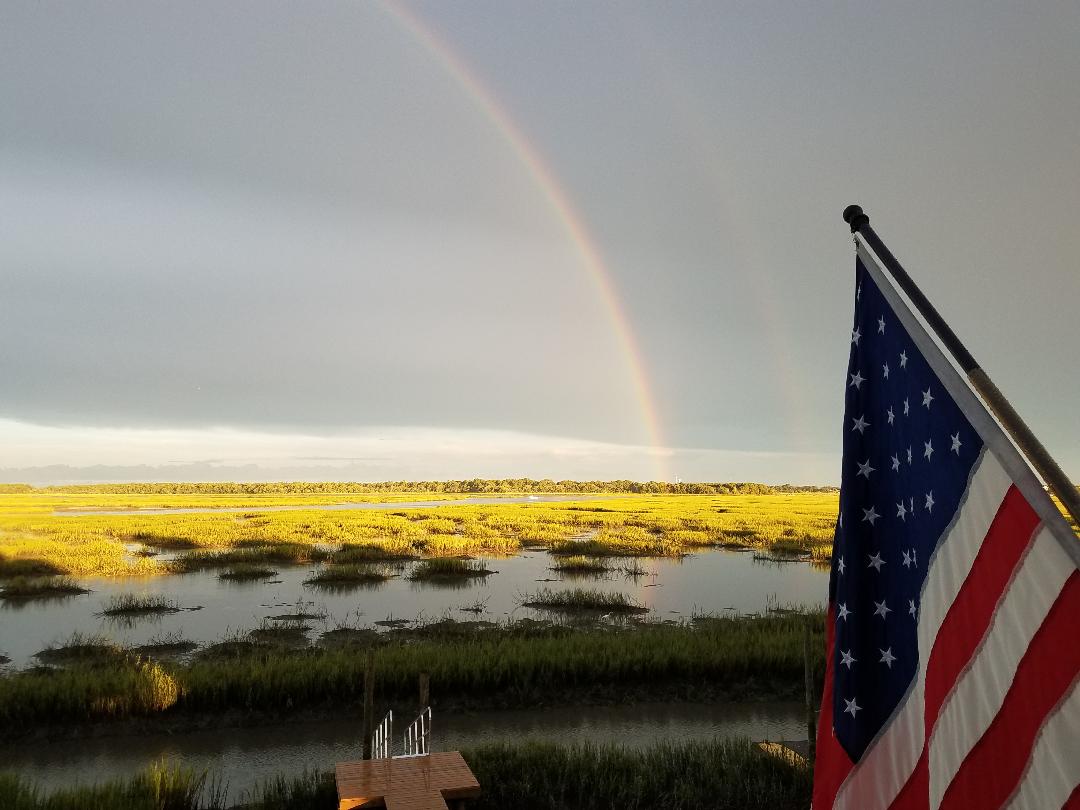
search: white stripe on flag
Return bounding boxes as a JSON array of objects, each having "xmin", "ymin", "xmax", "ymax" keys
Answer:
[
  {"xmin": 1003, "ymin": 679, "xmax": 1080, "ymax": 810},
  {"xmin": 928, "ymin": 524, "xmax": 1070, "ymax": 808},
  {"xmin": 835, "ymin": 451, "xmax": 1012, "ymax": 810}
]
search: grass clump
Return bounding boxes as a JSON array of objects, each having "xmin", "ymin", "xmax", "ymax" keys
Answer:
[
  {"xmin": 519, "ymin": 587, "xmax": 648, "ymax": 614},
  {"xmin": 218, "ymin": 563, "xmax": 278, "ymax": 581},
  {"xmin": 98, "ymin": 593, "xmax": 181, "ymax": 616},
  {"xmin": 33, "ymin": 633, "xmax": 124, "ymax": 665},
  {"xmin": 0, "ymin": 576, "xmax": 89, "ymax": 600},
  {"xmin": 407, "ymin": 558, "xmax": 493, "ymax": 582},
  {"xmin": 0, "ymin": 762, "xmax": 223, "ymax": 810},
  {"xmin": 549, "ymin": 555, "xmax": 610, "ymax": 576},
  {"xmin": 464, "ymin": 739, "xmax": 811, "ymax": 810},
  {"xmin": 304, "ymin": 563, "xmax": 393, "ymax": 589}
]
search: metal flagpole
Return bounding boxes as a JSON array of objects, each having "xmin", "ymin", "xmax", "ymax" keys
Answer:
[{"xmin": 842, "ymin": 204, "xmax": 1080, "ymax": 530}]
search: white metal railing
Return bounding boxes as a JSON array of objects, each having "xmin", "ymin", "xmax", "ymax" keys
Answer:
[
  {"xmin": 402, "ymin": 707, "xmax": 432, "ymax": 757},
  {"xmin": 371, "ymin": 710, "xmax": 393, "ymax": 759}
]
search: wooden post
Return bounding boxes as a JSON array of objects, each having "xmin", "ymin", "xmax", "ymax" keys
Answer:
[
  {"xmin": 803, "ymin": 619, "xmax": 816, "ymax": 765},
  {"xmin": 362, "ymin": 650, "xmax": 375, "ymax": 760},
  {"xmin": 419, "ymin": 671, "xmax": 430, "ymax": 710}
]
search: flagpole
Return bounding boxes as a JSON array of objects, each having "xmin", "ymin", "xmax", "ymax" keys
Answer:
[{"xmin": 842, "ymin": 204, "xmax": 1080, "ymax": 530}]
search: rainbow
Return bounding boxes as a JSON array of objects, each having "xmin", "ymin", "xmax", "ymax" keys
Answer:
[{"xmin": 377, "ymin": 1, "xmax": 670, "ymax": 481}]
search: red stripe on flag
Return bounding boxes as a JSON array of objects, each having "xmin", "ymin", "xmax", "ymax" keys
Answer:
[
  {"xmin": 1064, "ymin": 781, "xmax": 1080, "ymax": 810},
  {"xmin": 923, "ymin": 486, "xmax": 1038, "ymax": 725},
  {"xmin": 812, "ymin": 604, "xmax": 854, "ymax": 808},
  {"xmin": 887, "ymin": 487, "xmax": 1039, "ymax": 810},
  {"xmin": 938, "ymin": 571, "xmax": 1080, "ymax": 810}
]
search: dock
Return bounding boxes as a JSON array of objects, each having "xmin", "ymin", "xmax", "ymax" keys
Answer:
[{"xmin": 336, "ymin": 751, "xmax": 481, "ymax": 810}]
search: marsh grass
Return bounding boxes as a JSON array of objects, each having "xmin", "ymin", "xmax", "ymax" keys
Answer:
[
  {"xmin": 0, "ymin": 612, "xmax": 823, "ymax": 731},
  {"xmin": 304, "ymin": 563, "xmax": 394, "ymax": 589},
  {"xmin": 34, "ymin": 633, "xmax": 124, "ymax": 665},
  {"xmin": 0, "ymin": 576, "xmax": 89, "ymax": 600},
  {"xmin": 218, "ymin": 563, "xmax": 278, "ymax": 581},
  {"xmin": 548, "ymin": 555, "xmax": 610, "ymax": 576},
  {"xmin": 1, "ymin": 491, "xmax": 838, "ymax": 581},
  {"xmin": 407, "ymin": 558, "xmax": 493, "ymax": 582},
  {"xmin": 520, "ymin": 587, "xmax": 648, "ymax": 614},
  {"xmin": 99, "ymin": 594, "xmax": 181, "ymax": 616},
  {"xmin": 131, "ymin": 632, "xmax": 199, "ymax": 659},
  {"xmin": 0, "ymin": 761, "xmax": 224, "ymax": 810},
  {"xmin": 248, "ymin": 620, "xmax": 311, "ymax": 647}
]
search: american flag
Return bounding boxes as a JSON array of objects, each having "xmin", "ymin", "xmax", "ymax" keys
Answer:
[{"xmin": 812, "ymin": 244, "xmax": 1080, "ymax": 809}]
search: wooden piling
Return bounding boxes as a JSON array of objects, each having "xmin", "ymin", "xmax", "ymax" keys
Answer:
[{"xmin": 362, "ymin": 650, "xmax": 375, "ymax": 760}]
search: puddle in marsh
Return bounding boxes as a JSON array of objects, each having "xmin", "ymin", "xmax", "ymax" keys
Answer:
[
  {"xmin": 0, "ymin": 550, "xmax": 826, "ymax": 668},
  {"xmin": 1, "ymin": 701, "xmax": 806, "ymax": 801}
]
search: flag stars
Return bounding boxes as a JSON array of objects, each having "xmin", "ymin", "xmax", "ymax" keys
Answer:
[
  {"xmin": 909, "ymin": 599, "xmax": 918, "ymax": 618},
  {"xmin": 925, "ymin": 491, "xmax": 935, "ymax": 513},
  {"xmin": 924, "ymin": 439, "xmax": 934, "ymax": 460},
  {"xmin": 879, "ymin": 648, "xmax": 897, "ymax": 668},
  {"xmin": 922, "ymin": 387, "xmax": 934, "ymax": 409},
  {"xmin": 857, "ymin": 459, "xmax": 875, "ymax": 479},
  {"xmin": 891, "ymin": 454, "xmax": 900, "ymax": 472},
  {"xmin": 951, "ymin": 432, "xmax": 962, "ymax": 454},
  {"xmin": 903, "ymin": 398, "xmax": 910, "ymax": 416},
  {"xmin": 887, "ymin": 406, "xmax": 895, "ymax": 425},
  {"xmin": 852, "ymin": 415, "xmax": 870, "ymax": 434},
  {"xmin": 909, "ymin": 496, "xmax": 915, "ymax": 515},
  {"xmin": 844, "ymin": 697, "xmax": 862, "ymax": 718},
  {"xmin": 882, "ymin": 363, "xmax": 890, "ymax": 380},
  {"xmin": 901, "ymin": 549, "xmax": 913, "ymax": 568},
  {"xmin": 837, "ymin": 603, "xmax": 851, "ymax": 621},
  {"xmin": 899, "ymin": 350, "xmax": 908, "ymax": 369},
  {"xmin": 862, "ymin": 506, "xmax": 880, "ymax": 526},
  {"xmin": 867, "ymin": 551, "xmax": 885, "ymax": 571},
  {"xmin": 840, "ymin": 649, "xmax": 856, "ymax": 669},
  {"xmin": 852, "ymin": 326, "xmax": 861, "ymax": 346},
  {"xmin": 837, "ymin": 557, "xmax": 846, "ymax": 575},
  {"xmin": 907, "ymin": 446, "xmax": 913, "ymax": 465},
  {"xmin": 874, "ymin": 599, "xmax": 892, "ymax": 619},
  {"xmin": 849, "ymin": 370, "xmax": 865, "ymax": 389},
  {"xmin": 878, "ymin": 316, "xmax": 886, "ymax": 334},
  {"xmin": 896, "ymin": 501, "xmax": 908, "ymax": 521}
]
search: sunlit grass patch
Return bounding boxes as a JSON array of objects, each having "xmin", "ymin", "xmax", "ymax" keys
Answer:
[
  {"xmin": 407, "ymin": 558, "xmax": 494, "ymax": 582},
  {"xmin": 519, "ymin": 587, "xmax": 648, "ymax": 614},
  {"xmin": 0, "ymin": 576, "xmax": 89, "ymax": 600}
]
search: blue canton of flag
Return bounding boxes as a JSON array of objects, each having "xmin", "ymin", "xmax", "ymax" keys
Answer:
[{"xmin": 831, "ymin": 259, "xmax": 980, "ymax": 759}]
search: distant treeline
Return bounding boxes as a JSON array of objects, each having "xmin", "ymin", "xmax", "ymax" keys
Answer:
[{"xmin": 9, "ymin": 479, "xmax": 837, "ymax": 495}]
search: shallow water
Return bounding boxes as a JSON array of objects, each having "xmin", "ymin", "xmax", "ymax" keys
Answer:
[
  {"xmin": 2, "ymin": 701, "xmax": 806, "ymax": 801},
  {"xmin": 0, "ymin": 549, "xmax": 826, "ymax": 668}
]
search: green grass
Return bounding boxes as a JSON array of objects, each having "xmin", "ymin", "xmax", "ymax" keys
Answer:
[
  {"xmin": 520, "ymin": 587, "xmax": 648, "ymax": 613},
  {"xmin": 406, "ymin": 558, "xmax": 494, "ymax": 581},
  {"xmin": 0, "ymin": 575, "xmax": 89, "ymax": 600},
  {"xmin": 0, "ymin": 612, "xmax": 824, "ymax": 733},
  {"xmin": 99, "ymin": 594, "xmax": 181, "ymax": 616}
]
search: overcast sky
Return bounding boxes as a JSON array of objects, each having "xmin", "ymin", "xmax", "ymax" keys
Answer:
[{"xmin": 2, "ymin": 1, "xmax": 1078, "ymax": 484}]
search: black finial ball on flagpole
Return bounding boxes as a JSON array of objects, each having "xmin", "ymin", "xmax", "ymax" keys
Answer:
[{"xmin": 843, "ymin": 204, "xmax": 869, "ymax": 233}]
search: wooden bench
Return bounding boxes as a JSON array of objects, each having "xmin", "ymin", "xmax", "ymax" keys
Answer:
[{"xmin": 336, "ymin": 751, "xmax": 481, "ymax": 810}]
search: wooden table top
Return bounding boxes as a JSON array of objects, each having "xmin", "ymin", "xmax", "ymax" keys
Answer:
[{"xmin": 336, "ymin": 752, "xmax": 481, "ymax": 810}]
